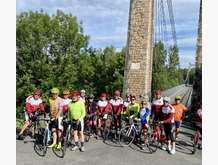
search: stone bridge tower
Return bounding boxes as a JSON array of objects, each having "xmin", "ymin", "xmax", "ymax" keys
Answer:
[{"xmin": 123, "ymin": 0, "xmax": 155, "ymax": 101}]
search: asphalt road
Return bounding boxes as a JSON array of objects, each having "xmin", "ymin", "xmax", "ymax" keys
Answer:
[
  {"xmin": 16, "ymin": 85, "xmax": 201, "ymax": 165},
  {"xmin": 16, "ymin": 124, "xmax": 201, "ymax": 165}
]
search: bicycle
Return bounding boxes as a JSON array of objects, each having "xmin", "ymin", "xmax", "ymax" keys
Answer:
[
  {"xmin": 146, "ymin": 121, "xmax": 166, "ymax": 153},
  {"xmin": 118, "ymin": 118, "xmax": 154, "ymax": 153},
  {"xmin": 34, "ymin": 117, "xmax": 50, "ymax": 157},
  {"xmin": 16, "ymin": 110, "xmax": 44, "ymax": 142},
  {"xmin": 83, "ymin": 114, "xmax": 97, "ymax": 142},
  {"xmin": 191, "ymin": 122, "xmax": 202, "ymax": 154}
]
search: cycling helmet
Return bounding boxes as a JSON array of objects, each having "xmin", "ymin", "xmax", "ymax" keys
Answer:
[
  {"xmin": 101, "ymin": 92, "xmax": 107, "ymax": 97},
  {"xmin": 155, "ymin": 90, "xmax": 161, "ymax": 95},
  {"xmin": 63, "ymin": 89, "xmax": 70, "ymax": 95},
  {"xmin": 51, "ymin": 87, "xmax": 59, "ymax": 94},
  {"xmin": 175, "ymin": 95, "xmax": 182, "ymax": 100},
  {"xmin": 163, "ymin": 96, "xmax": 170, "ymax": 102},
  {"xmin": 81, "ymin": 89, "xmax": 86, "ymax": 93},
  {"xmin": 71, "ymin": 90, "xmax": 79, "ymax": 97},
  {"xmin": 89, "ymin": 94, "xmax": 94, "ymax": 99},
  {"xmin": 114, "ymin": 90, "xmax": 120, "ymax": 96},
  {"xmin": 33, "ymin": 88, "xmax": 41, "ymax": 95}
]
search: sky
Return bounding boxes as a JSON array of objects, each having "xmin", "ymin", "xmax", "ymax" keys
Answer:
[{"xmin": 16, "ymin": 0, "xmax": 201, "ymax": 68}]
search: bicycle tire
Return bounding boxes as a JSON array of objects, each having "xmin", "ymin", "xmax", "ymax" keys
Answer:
[
  {"xmin": 147, "ymin": 132, "xmax": 159, "ymax": 153},
  {"xmin": 42, "ymin": 129, "xmax": 48, "ymax": 156},
  {"xmin": 119, "ymin": 125, "xmax": 135, "ymax": 147}
]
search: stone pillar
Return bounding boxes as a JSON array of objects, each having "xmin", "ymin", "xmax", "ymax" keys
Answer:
[
  {"xmin": 192, "ymin": 0, "xmax": 202, "ymax": 110},
  {"xmin": 196, "ymin": 0, "xmax": 202, "ymax": 69},
  {"xmin": 123, "ymin": 0, "xmax": 155, "ymax": 102}
]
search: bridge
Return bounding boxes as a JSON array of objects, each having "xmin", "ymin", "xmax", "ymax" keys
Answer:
[{"xmin": 16, "ymin": 0, "xmax": 202, "ymax": 164}]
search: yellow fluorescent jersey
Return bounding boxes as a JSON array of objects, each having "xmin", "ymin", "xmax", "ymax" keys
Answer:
[{"xmin": 68, "ymin": 100, "xmax": 86, "ymax": 121}]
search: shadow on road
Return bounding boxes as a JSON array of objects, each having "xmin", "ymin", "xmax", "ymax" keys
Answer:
[
  {"xmin": 175, "ymin": 138, "xmax": 194, "ymax": 155},
  {"xmin": 129, "ymin": 143, "xmax": 153, "ymax": 154}
]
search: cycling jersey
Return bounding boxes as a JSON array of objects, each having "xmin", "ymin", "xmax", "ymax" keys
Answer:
[
  {"xmin": 140, "ymin": 107, "xmax": 151, "ymax": 125},
  {"xmin": 49, "ymin": 97, "xmax": 63, "ymax": 119},
  {"xmin": 160, "ymin": 104, "xmax": 175, "ymax": 124},
  {"xmin": 61, "ymin": 98, "xmax": 72, "ymax": 113},
  {"xmin": 68, "ymin": 100, "xmax": 86, "ymax": 121},
  {"xmin": 109, "ymin": 98, "xmax": 123, "ymax": 115},
  {"xmin": 79, "ymin": 96, "xmax": 86, "ymax": 104},
  {"xmin": 97, "ymin": 100, "xmax": 111, "ymax": 116},
  {"xmin": 25, "ymin": 95, "xmax": 45, "ymax": 115},
  {"xmin": 172, "ymin": 103, "xmax": 187, "ymax": 121},
  {"xmin": 86, "ymin": 101, "xmax": 97, "ymax": 115},
  {"xmin": 152, "ymin": 97, "xmax": 163, "ymax": 116},
  {"xmin": 125, "ymin": 103, "xmax": 140, "ymax": 118}
]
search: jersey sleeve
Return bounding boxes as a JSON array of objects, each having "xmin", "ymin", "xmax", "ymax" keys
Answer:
[{"xmin": 80, "ymin": 102, "xmax": 86, "ymax": 121}]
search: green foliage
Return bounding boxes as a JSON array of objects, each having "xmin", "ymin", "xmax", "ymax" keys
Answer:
[
  {"xmin": 152, "ymin": 42, "xmax": 182, "ymax": 95},
  {"xmin": 16, "ymin": 10, "xmax": 125, "ymax": 107}
]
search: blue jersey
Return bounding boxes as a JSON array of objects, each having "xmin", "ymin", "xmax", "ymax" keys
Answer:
[{"xmin": 140, "ymin": 107, "xmax": 151, "ymax": 125}]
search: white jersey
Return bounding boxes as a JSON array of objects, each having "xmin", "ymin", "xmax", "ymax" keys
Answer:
[
  {"xmin": 62, "ymin": 98, "xmax": 72, "ymax": 106},
  {"xmin": 26, "ymin": 96, "xmax": 43, "ymax": 106},
  {"xmin": 152, "ymin": 97, "xmax": 164, "ymax": 106}
]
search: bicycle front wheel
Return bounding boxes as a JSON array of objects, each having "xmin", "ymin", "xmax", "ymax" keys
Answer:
[{"xmin": 119, "ymin": 126, "xmax": 135, "ymax": 147}]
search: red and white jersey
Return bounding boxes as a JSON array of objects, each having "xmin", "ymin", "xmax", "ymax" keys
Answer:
[
  {"xmin": 161, "ymin": 104, "xmax": 175, "ymax": 124},
  {"xmin": 97, "ymin": 100, "xmax": 111, "ymax": 115},
  {"xmin": 25, "ymin": 95, "xmax": 44, "ymax": 115},
  {"xmin": 152, "ymin": 97, "xmax": 164, "ymax": 114},
  {"xmin": 61, "ymin": 98, "xmax": 72, "ymax": 113},
  {"xmin": 110, "ymin": 98, "xmax": 123, "ymax": 115}
]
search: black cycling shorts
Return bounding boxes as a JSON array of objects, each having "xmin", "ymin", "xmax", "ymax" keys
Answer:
[
  {"xmin": 164, "ymin": 123, "xmax": 175, "ymax": 142},
  {"xmin": 71, "ymin": 120, "xmax": 82, "ymax": 131},
  {"xmin": 49, "ymin": 119, "xmax": 59, "ymax": 130}
]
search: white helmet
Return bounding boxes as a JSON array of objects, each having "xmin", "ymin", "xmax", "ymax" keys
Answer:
[
  {"xmin": 163, "ymin": 96, "xmax": 170, "ymax": 102},
  {"xmin": 80, "ymin": 89, "xmax": 86, "ymax": 93}
]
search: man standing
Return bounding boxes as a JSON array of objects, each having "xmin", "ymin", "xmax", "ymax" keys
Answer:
[
  {"xmin": 151, "ymin": 90, "xmax": 164, "ymax": 122},
  {"xmin": 68, "ymin": 90, "xmax": 86, "ymax": 152},
  {"xmin": 17, "ymin": 89, "xmax": 45, "ymax": 140},
  {"xmin": 172, "ymin": 95, "xmax": 188, "ymax": 139},
  {"xmin": 110, "ymin": 90, "xmax": 123, "ymax": 131}
]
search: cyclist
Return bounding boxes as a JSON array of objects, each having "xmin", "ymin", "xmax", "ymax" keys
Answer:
[
  {"xmin": 60, "ymin": 89, "xmax": 72, "ymax": 136},
  {"xmin": 193, "ymin": 103, "xmax": 202, "ymax": 135},
  {"xmin": 139, "ymin": 100, "xmax": 151, "ymax": 150},
  {"xmin": 172, "ymin": 95, "xmax": 188, "ymax": 139},
  {"xmin": 160, "ymin": 97, "xmax": 176, "ymax": 155},
  {"xmin": 48, "ymin": 87, "xmax": 63, "ymax": 149},
  {"xmin": 123, "ymin": 95, "xmax": 140, "ymax": 122},
  {"xmin": 151, "ymin": 90, "xmax": 164, "ymax": 122},
  {"xmin": 79, "ymin": 89, "xmax": 86, "ymax": 104},
  {"xmin": 86, "ymin": 94, "xmax": 98, "ymax": 136},
  {"xmin": 123, "ymin": 93, "xmax": 131, "ymax": 112},
  {"xmin": 110, "ymin": 90, "xmax": 123, "ymax": 132},
  {"xmin": 96, "ymin": 92, "xmax": 111, "ymax": 138},
  {"xmin": 17, "ymin": 88, "xmax": 45, "ymax": 140},
  {"xmin": 68, "ymin": 90, "xmax": 86, "ymax": 152}
]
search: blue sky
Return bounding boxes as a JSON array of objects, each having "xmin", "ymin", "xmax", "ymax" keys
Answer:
[{"xmin": 16, "ymin": 0, "xmax": 201, "ymax": 68}]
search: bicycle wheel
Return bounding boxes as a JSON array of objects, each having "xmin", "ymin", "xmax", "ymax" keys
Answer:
[
  {"xmin": 147, "ymin": 131, "xmax": 159, "ymax": 153},
  {"xmin": 34, "ymin": 128, "xmax": 46, "ymax": 157},
  {"xmin": 192, "ymin": 132, "xmax": 200, "ymax": 154},
  {"xmin": 103, "ymin": 126, "xmax": 110, "ymax": 142},
  {"xmin": 119, "ymin": 125, "xmax": 135, "ymax": 147}
]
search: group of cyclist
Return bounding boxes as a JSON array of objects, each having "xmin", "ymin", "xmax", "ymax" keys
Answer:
[{"xmin": 16, "ymin": 87, "xmax": 202, "ymax": 155}]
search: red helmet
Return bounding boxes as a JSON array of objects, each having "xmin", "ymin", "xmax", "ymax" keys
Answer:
[
  {"xmin": 155, "ymin": 90, "xmax": 161, "ymax": 95},
  {"xmin": 71, "ymin": 90, "xmax": 79, "ymax": 97},
  {"xmin": 114, "ymin": 90, "xmax": 120, "ymax": 96},
  {"xmin": 33, "ymin": 89, "xmax": 41, "ymax": 95},
  {"xmin": 101, "ymin": 92, "xmax": 107, "ymax": 97}
]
